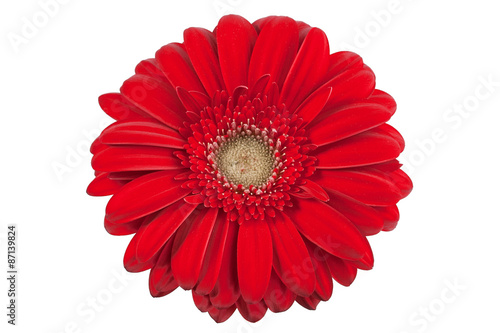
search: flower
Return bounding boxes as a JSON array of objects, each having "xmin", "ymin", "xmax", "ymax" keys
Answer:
[{"xmin": 88, "ymin": 14, "xmax": 412, "ymax": 323}]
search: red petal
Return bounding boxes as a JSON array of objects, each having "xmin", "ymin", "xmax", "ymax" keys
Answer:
[
  {"xmin": 315, "ymin": 125, "xmax": 404, "ymax": 169},
  {"xmin": 368, "ymin": 159, "xmax": 402, "ymax": 173},
  {"xmin": 321, "ymin": 67, "xmax": 375, "ymax": 110},
  {"xmin": 148, "ymin": 275, "xmax": 171, "ymax": 298},
  {"xmin": 303, "ymin": 240, "xmax": 333, "ymax": 301},
  {"xmin": 280, "ymin": 28, "xmax": 330, "ymax": 112},
  {"xmin": 324, "ymin": 51, "xmax": 363, "ymax": 80},
  {"xmin": 308, "ymin": 102, "xmax": 394, "ymax": 146},
  {"xmin": 268, "ymin": 212, "xmax": 315, "ymax": 297},
  {"xmin": 325, "ymin": 254, "xmax": 358, "ymax": 287},
  {"xmin": 252, "ymin": 16, "xmax": 277, "ymax": 33},
  {"xmin": 104, "ymin": 217, "xmax": 142, "ymax": 236},
  {"xmin": 208, "ymin": 305, "xmax": 236, "ymax": 323},
  {"xmin": 123, "ymin": 231, "xmax": 159, "ymax": 272},
  {"xmin": 209, "ymin": 220, "xmax": 240, "ymax": 308},
  {"xmin": 171, "ymin": 208, "xmax": 218, "ymax": 289},
  {"xmin": 288, "ymin": 198, "xmax": 373, "ymax": 264},
  {"xmin": 311, "ymin": 169, "xmax": 403, "ymax": 206},
  {"xmin": 92, "ymin": 146, "xmax": 183, "ymax": 172},
  {"xmin": 294, "ymin": 86, "xmax": 332, "ymax": 126},
  {"xmin": 192, "ymin": 291, "xmax": 211, "ymax": 312},
  {"xmin": 155, "ymin": 43, "xmax": 206, "ymax": 93},
  {"xmin": 375, "ymin": 205, "xmax": 400, "ymax": 231},
  {"xmin": 297, "ymin": 21, "xmax": 312, "ymax": 46},
  {"xmin": 368, "ymin": 89, "xmax": 397, "ymax": 114},
  {"xmin": 382, "ymin": 123, "xmax": 405, "ymax": 149},
  {"xmin": 248, "ymin": 17, "xmax": 298, "ymax": 90},
  {"xmin": 149, "ymin": 238, "xmax": 178, "ymax": 296},
  {"xmin": 296, "ymin": 295, "xmax": 321, "ymax": 310},
  {"xmin": 136, "ymin": 200, "xmax": 198, "ymax": 263},
  {"xmin": 87, "ymin": 173, "xmax": 126, "ymax": 196},
  {"xmin": 248, "ymin": 74, "xmax": 270, "ymax": 99},
  {"xmin": 216, "ymin": 15, "xmax": 257, "ymax": 93},
  {"xmin": 189, "ymin": 90, "xmax": 211, "ymax": 108},
  {"xmin": 90, "ymin": 136, "xmax": 106, "ymax": 155},
  {"xmin": 390, "ymin": 169, "xmax": 413, "ymax": 198},
  {"xmin": 98, "ymin": 93, "xmax": 148, "ymax": 121},
  {"xmin": 237, "ymin": 219, "xmax": 273, "ymax": 303},
  {"xmin": 298, "ymin": 179, "xmax": 329, "ymax": 202},
  {"xmin": 134, "ymin": 58, "xmax": 165, "ymax": 78},
  {"xmin": 263, "ymin": 270, "xmax": 295, "ymax": 313},
  {"xmin": 326, "ymin": 190, "xmax": 385, "ymax": 236},
  {"xmin": 108, "ymin": 170, "xmax": 151, "ymax": 181},
  {"xmin": 105, "ymin": 170, "xmax": 190, "ymax": 224},
  {"xmin": 184, "ymin": 28, "xmax": 225, "ymax": 97},
  {"xmin": 195, "ymin": 212, "xmax": 230, "ymax": 295},
  {"xmin": 236, "ymin": 298, "xmax": 268, "ymax": 323},
  {"xmin": 99, "ymin": 120, "xmax": 186, "ymax": 149},
  {"xmin": 175, "ymin": 87, "xmax": 205, "ymax": 113},
  {"xmin": 345, "ymin": 257, "xmax": 374, "ymax": 271},
  {"xmin": 120, "ymin": 74, "xmax": 186, "ymax": 129}
]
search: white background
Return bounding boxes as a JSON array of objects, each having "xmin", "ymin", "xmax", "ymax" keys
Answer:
[{"xmin": 1, "ymin": 0, "xmax": 499, "ymax": 332}]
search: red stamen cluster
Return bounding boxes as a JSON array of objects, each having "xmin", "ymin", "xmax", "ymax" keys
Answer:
[{"xmin": 176, "ymin": 88, "xmax": 317, "ymax": 223}]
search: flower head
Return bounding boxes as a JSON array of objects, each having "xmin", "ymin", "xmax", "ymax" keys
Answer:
[{"xmin": 88, "ymin": 14, "xmax": 412, "ymax": 323}]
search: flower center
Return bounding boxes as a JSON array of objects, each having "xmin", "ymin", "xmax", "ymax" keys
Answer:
[
  {"xmin": 180, "ymin": 89, "xmax": 317, "ymax": 221},
  {"xmin": 215, "ymin": 136, "xmax": 275, "ymax": 188}
]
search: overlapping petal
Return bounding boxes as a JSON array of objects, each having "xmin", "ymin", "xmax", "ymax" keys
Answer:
[
  {"xmin": 315, "ymin": 124, "xmax": 404, "ymax": 168},
  {"xmin": 105, "ymin": 170, "xmax": 190, "ymax": 224},
  {"xmin": 217, "ymin": 15, "xmax": 257, "ymax": 93},
  {"xmin": 311, "ymin": 168, "xmax": 405, "ymax": 206},
  {"xmin": 280, "ymin": 27, "xmax": 330, "ymax": 112},
  {"xmin": 248, "ymin": 16, "xmax": 299, "ymax": 90},
  {"xmin": 99, "ymin": 120, "xmax": 186, "ymax": 149},
  {"xmin": 171, "ymin": 208, "xmax": 218, "ymax": 289},
  {"xmin": 184, "ymin": 28, "xmax": 225, "ymax": 97},
  {"xmin": 120, "ymin": 74, "xmax": 186, "ymax": 128},
  {"xmin": 237, "ymin": 219, "xmax": 273, "ymax": 303},
  {"xmin": 268, "ymin": 212, "xmax": 316, "ymax": 297},
  {"xmin": 287, "ymin": 199, "xmax": 374, "ymax": 266},
  {"xmin": 155, "ymin": 43, "xmax": 206, "ymax": 93},
  {"xmin": 92, "ymin": 146, "xmax": 183, "ymax": 172}
]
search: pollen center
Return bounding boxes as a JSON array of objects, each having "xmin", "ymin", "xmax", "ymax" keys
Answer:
[{"xmin": 216, "ymin": 136, "xmax": 275, "ymax": 188}]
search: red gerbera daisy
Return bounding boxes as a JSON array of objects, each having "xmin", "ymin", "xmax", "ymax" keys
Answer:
[{"xmin": 88, "ymin": 14, "xmax": 412, "ymax": 323}]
